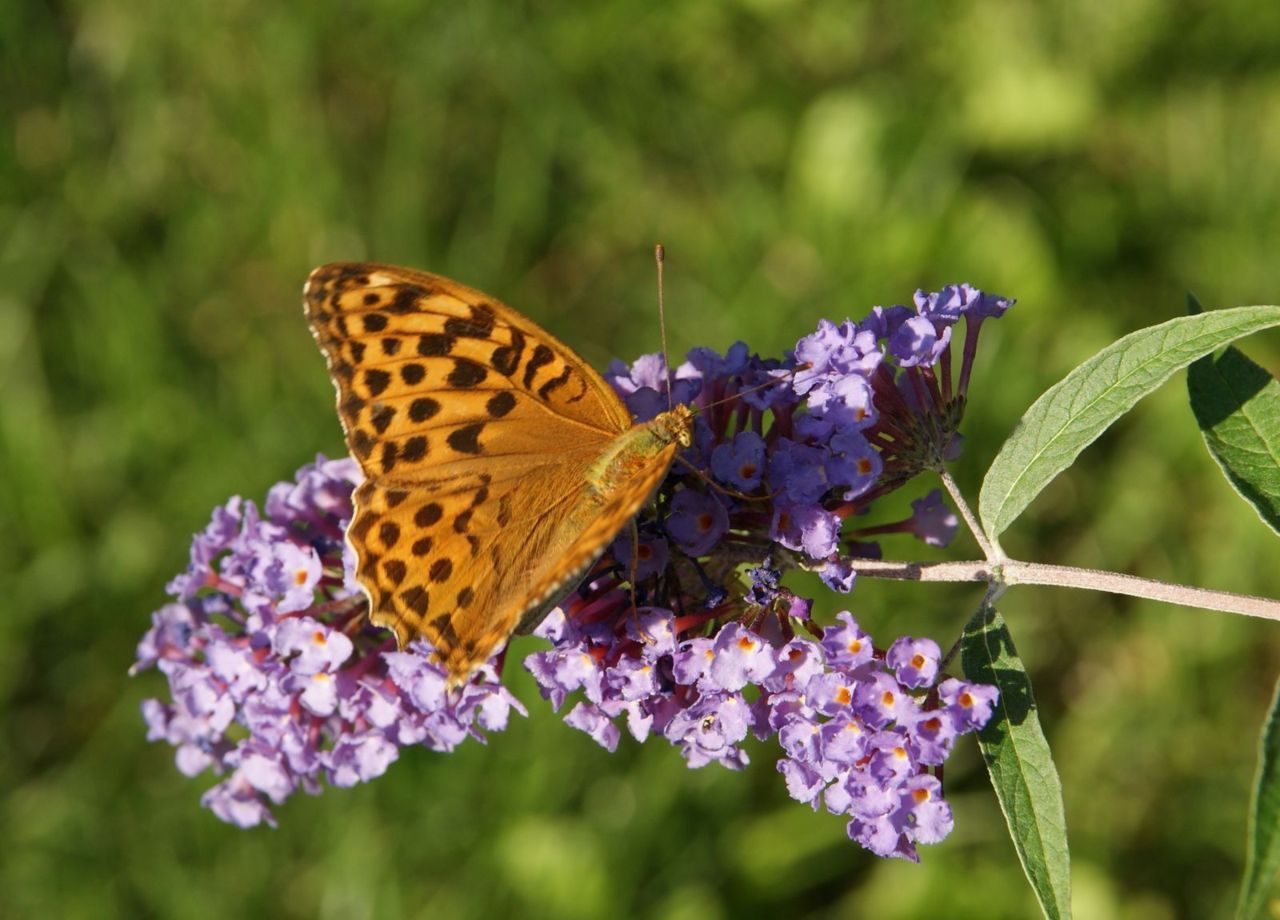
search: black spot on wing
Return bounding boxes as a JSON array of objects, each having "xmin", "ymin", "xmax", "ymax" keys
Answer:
[
  {"xmin": 370, "ymin": 403, "xmax": 396, "ymax": 434},
  {"xmin": 365, "ymin": 369, "xmax": 391, "ymax": 397},
  {"xmin": 401, "ymin": 585, "xmax": 430, "ymax": 616},
  {"xmin": 447, "ymin": 423, "xmax": 484, "ymax": 455},
  {"xmin": 350, "ymin": 511, "xmax": 377, "ymax": 541},
  {"xmin": 491, "ymin": 327, "xmax": 526, "ymax": 376},
  {"xmin": 444, "ymin": 303, "xmax": 496, "ymax": 339},
  {"xmin": 385, "ymin": 490, "xmax": 409, "ymax": 509},
  {"xmin": 427, "ymin": 612, "xmax": 457, "ymax": 645},
  {"xmin": 351, "ymin": 429, "xmax": 374, "ymax": 459},
  {"xmin": 388, "ymin": 285, "xmax": 429, "ymax": 314},
  {"xmin": 409, "ymin": 397, "xmax": 441, "ymax": 423},
  {"xmin": 523, "ymin": 344, "xmax": 554, "ymax": 388},
  {"xmin": 380, "ymin": 441, "xmax": 398, "ymax": 473},
  {"xmin": 418, "ymin": 333, "xmax": 453, "ymax": 357},
  {"xmin": 383, "ymin": 559, "xmax": 407, "ymax": 585},
  {"xmin": 402, "ymin": 436, "xmax": 427, "ymax": 462},
  {"xmin": 341, "ymin": 392, "xmax": 366, "ymax": 417},
  {"xmin": 486, "ymin": 391, "xmax": 516, "ymax": 418},
  {"xmin": 331, "ymin": 359, "xmax": 355, "ymax": 384},
  {"xmin": 537, "ymin": 365, "xmax": 573, "ymax": 401},
  {"xmin": 448, "ymin": 359, "xmax": 487, "ymax": 388}
]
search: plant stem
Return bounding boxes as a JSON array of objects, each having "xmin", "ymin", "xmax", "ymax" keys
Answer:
[
  {"xmin": 848, "ymin": 558, "xmax": 1280, "ymax": 621},
  {"xmin": 938, "ymin": 468, "xmax": 998, "ymax": 561}
]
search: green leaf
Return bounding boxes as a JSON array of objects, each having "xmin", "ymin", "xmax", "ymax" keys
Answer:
[
  {"xmin": 1188, "ymin": 341, "xmax": 1280, "ymax": 538},
  {"xmin": 979, "ymin": 306, "xmax": 1280, "ymax": 540},
  {"xmin": 1236, "ymin": 675, "xmax": 1280, "ymax": 919},
  {"xmin": 962, "ymin": 605, "xmax": 1071, "ymax": 920}
]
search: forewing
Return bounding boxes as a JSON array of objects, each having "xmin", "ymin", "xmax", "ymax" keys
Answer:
[{"xmin": 304, "ymin": 262, "xmax": 633, "ymax": 483}]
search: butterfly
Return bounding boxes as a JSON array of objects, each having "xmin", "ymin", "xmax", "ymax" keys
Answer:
[{"xmin": 304, "ymin": 262, "xmax": 694, "ymax": 685}]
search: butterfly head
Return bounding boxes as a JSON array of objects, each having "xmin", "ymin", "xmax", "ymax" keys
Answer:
[{"xmin": 651, "ymin": 403, "xmax": 695, "ymax": 448}]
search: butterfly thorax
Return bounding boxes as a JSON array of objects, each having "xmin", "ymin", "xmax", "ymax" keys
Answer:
[{"xmin": 583, "ymin": 405, "xmax": 694, "ymax": 501}]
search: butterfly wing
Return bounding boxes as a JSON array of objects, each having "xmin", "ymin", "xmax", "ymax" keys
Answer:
[
  {"xmin": 346, "ymin": 437, "xmax": 676, "ymax": 680},
  {"xmin": 304, "ymin": 262, "xmax": 645, "ymax": 679},
  {"xmin": 347, "ymin": 467, "xmax": 581, "ymax": 679},
  {"xmin": 512, "ymin": 433, "xmax": 683, "ymax": 635}
]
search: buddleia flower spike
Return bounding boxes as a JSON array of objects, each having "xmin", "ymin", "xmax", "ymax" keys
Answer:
[{"xmin": 136, "ymin": 268, "xmax": 1008, "ymax": 860}]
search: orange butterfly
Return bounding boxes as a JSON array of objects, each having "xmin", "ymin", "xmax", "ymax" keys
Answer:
[{"xmin": 304, "ymin": 263, "xmax": 693, "ymax": 685}]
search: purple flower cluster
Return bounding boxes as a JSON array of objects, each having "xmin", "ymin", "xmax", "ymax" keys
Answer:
[
  {"xmin": 136, "ymin": 282, "xmax": 1010, "ymax": 857},
  {"xmin": 525, "ymin": 604, "xmax": 996, "ymax": 859},
  {"xmin": 597, "ymin": 282, "xmax": 1012, "ymax": 601},
  {"xmin": 133, "ymin": 457, "xmax": 524, "ymax": 827}
]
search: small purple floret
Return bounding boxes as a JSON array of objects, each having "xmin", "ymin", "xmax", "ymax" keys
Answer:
[{"xmin": 909, "ymin": 489, "xmax": 959, "ymax": 547}]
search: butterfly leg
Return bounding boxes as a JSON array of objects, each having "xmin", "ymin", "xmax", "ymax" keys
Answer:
[
  {"xmin": 673, "ymin": 454, "xmax": 779, "ymax": 503},
  {"xmin": 628, "ymin": 517, "xmax": 641, "ymax": 616},
  {"xmin": 625, "ymin": 517, "xmax": 657, "ymax": 644}
]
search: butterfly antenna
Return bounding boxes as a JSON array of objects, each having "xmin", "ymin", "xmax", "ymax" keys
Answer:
[
  {"xmin": 628, "ymin": 518, "xmax": 641, "ymax": 615},
  {"xmin": 656, "ymin": 243, "xmax": 673, "ymax": 411},
  {"xmin": 696, "ymin": 363, "xmax": 812, "ymax": 413}
]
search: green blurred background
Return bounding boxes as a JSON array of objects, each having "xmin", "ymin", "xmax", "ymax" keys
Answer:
[{"xmin": 5, "ymin": 1, "xmax": 1280, "ymax": 917}]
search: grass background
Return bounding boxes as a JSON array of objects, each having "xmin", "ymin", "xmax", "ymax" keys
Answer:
[{"xmin": 5, "ymin": 1, "xmax": 1280, "ymax": 917}]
